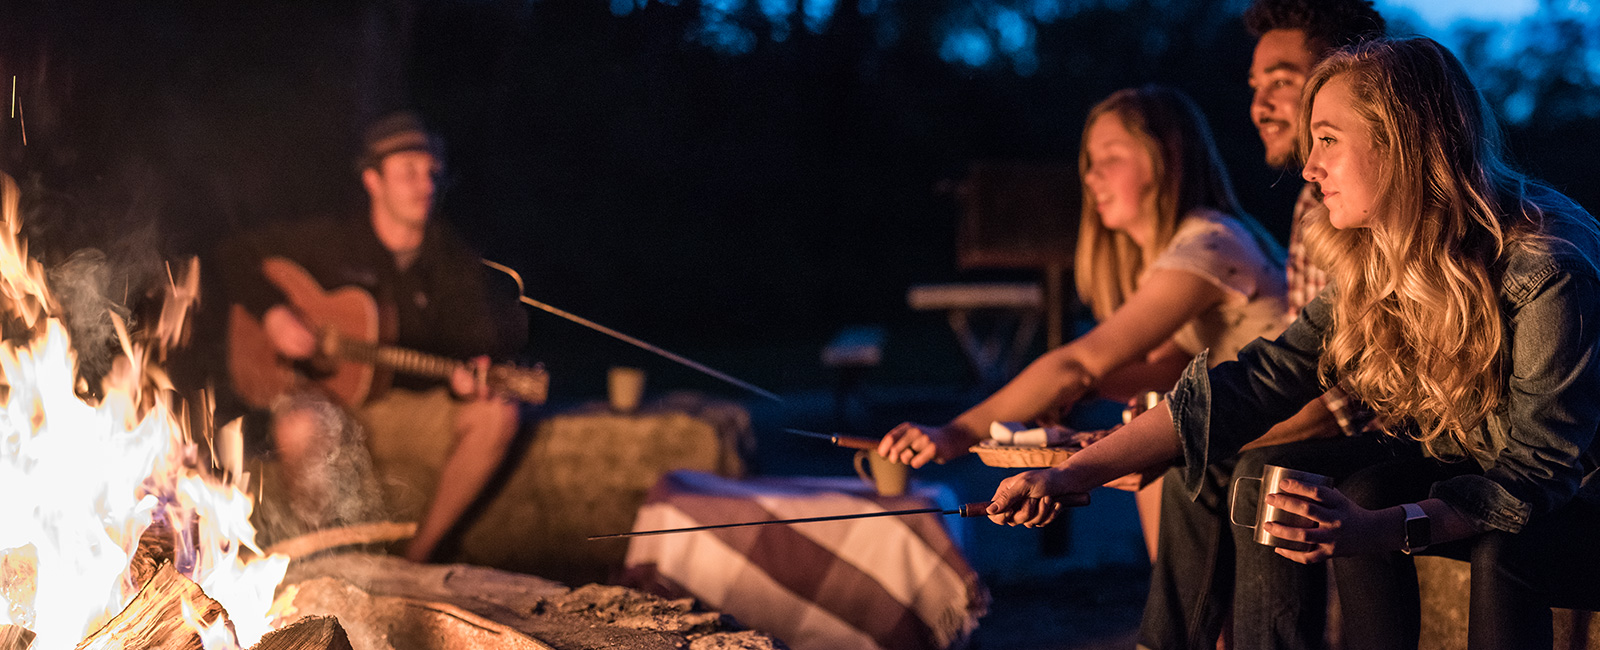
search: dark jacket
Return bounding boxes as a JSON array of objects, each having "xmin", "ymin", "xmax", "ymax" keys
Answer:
[
  {"xmin": 217, "ymin": 216, "xmax": 522, "ymax": 392},
  {"xmin": 1167, "ymin": 190, "xmax": 1600, "ymax": 534}
]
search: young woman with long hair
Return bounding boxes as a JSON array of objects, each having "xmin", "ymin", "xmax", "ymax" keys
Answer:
[
  {"xmin": 986, "ymin": 37, "xmax": 1600, "ymax": 649},
  {"xmin": 878, "ymin": 84, "xmax": 1287, "ymax": 558}
]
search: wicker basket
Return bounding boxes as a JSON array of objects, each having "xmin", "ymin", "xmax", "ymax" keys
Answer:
[{"xmin": 969, "ymin": 440, "xmax": 1075, "ymax": 468}]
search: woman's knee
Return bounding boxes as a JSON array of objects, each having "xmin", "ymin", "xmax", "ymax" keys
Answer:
[{"xmin": 1334, "ymin": 457, "xmax": 1437, "ymax": 510}]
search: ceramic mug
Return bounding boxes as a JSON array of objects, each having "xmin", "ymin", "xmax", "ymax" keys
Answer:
[
  {"xmin": 607, "ymin": 366, "xmax": 645, "ymax": 413},
  {"xmin": 853, "ymin": 449, "xmax": 909, "ymax": 497},
  {"xmin": 1230, "ymin": 464, "xmax": 1333, "ymax": 551}
]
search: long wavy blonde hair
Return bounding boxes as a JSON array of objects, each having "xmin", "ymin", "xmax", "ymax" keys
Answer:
[
  {"xmin": 1074, "ymin": 85, "xmax": 1254, "ymax": 320},
  {"xmin": 1297, "ymin": 37, "xmax": 1552, "ymax": 459}
]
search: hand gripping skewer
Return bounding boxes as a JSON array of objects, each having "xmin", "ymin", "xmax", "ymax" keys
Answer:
[
  {"xmin": 782, "ymin": 428, "xmax": 947, "ymax": 464},
  {"xmin": 483, "ymin": 259, "xmax": 783, "ymax": 403},
  {"xmin": 587, "ymin": 493, "xmax": 1092, "ymax": 540}
]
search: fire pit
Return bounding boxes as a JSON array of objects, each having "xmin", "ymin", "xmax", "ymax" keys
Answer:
[
  {"xmin": 271, "ymin": 548, "xmax": 785, "ymax": 650},
  {"xmin": 0, "ymin": 174, "xmax": 782, "ymax": 650},
  {"xmin": 0, "ymin": 172, "xmax": 292, "ymax": 649}
]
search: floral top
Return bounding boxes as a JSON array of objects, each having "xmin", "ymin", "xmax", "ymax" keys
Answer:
[{"xmin": 1144, "ymin": 208, "xmax": 1289, "ymax": 365}]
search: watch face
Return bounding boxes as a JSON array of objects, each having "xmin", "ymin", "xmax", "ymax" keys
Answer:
[{"xmin": 1406, "ymin": 514, "xmax": 1431, "ymax": 550}]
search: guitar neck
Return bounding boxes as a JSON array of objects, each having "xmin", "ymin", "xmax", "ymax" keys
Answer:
[
  {"xmin": 326, "ymin": 336, "xmax": 547, "ymax": 405},
  {"xmin": 336, "ymin": 339, "xmax": 463, "ymax": 381}
]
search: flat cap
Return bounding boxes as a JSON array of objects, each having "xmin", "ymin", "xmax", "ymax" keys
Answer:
[{"xmin": 360, "ymin": 110, "xmax": 443, "ymax": 169}]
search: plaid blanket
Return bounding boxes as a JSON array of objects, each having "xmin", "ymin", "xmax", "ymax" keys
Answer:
[{"xmin": 621, "ymin": 471, "xmax": 988, "ymax": 650}]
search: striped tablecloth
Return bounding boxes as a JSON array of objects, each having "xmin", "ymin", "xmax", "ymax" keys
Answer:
[{"xmin": 621, "ymin": 470, "xmax": 987, "ymax": 650}]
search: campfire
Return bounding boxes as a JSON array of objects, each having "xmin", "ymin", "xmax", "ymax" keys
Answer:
[
  {"xmin": 0, "ymin": 174, "xmax": 316, "ymax": 650},
  {"xmin": 0, "ymin": 173, "xmax": 790, "ymax": 650}
]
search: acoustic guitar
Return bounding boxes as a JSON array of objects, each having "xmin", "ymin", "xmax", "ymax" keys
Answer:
[{"xmin": 228, "ymin": 256, "xmax": 548, "ymax": 409}]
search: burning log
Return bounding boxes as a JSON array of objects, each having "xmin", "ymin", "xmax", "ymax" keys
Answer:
[
  {"xmin": 0, "ymin": 174, "xmax": 287, "ymax": 650},
  {"xmin": 250, "ymin": 616, "xmax": 352, "ymax": 650},
  {"xmin": 131, "ymin": 522, "xmax": 178, "ymax": 588},
  {"xmin": 77, "ymin": 562, "xmax": 230, "ymax": 650},
  {"xmin": 0, "ymin": 625, "xmax": 35, "ymax": 650}
]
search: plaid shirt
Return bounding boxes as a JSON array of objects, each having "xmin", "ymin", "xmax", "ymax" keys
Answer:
[
  {"xmin": 1286, "ymin": 184, "xmax": 1379, "ymax": 436},
  {"xmin": 1285, "ymin": 184, "xmax": 1329, "ymax": 318}
]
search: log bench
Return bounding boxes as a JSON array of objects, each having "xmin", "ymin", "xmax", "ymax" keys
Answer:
[
  {"xmin": 1414, "ymin": 555, "xmax": 1599, "ymax": 650},
  {"xmin": 252, "ymin": 392, "xmax": 754, "ymax": 587},
  {"xmin": 454, "ymin": 392, "xmax": 753, "ymax": 586}
]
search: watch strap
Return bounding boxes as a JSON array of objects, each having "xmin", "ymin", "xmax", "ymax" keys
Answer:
[{"xmin": 1401, "ymin": 502, "xmax": 1430, "ymax": 555}]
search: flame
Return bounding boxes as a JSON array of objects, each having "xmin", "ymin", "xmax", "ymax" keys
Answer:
[
  {"xmin": 0, "ymin": 173, "xmax": 288, "ymax": 648},
  {"xmin": 265, "ymin": 584, "xmax": 300, "ymax": 629},
  {"xmin": 175, "ymin": 475, "xmax": 288, "ymax": 646},
  {"xmin": 181, "ymin": 599, "xmax": 242, "ymax": 650}
]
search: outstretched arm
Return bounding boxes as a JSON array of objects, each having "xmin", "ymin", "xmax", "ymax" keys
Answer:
[
  {"xmin": 881, "ymin": 268, "xmax": 1225, "ymax": 467},
  {"xmin": 987, "ymin": 401, "xmax": 1183, "ymax": 526}
]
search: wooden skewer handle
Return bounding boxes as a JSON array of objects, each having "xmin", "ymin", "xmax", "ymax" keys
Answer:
[
  {"xmin": 955, "ymin": 492, "xmax": 1091, "ymax": 517},
  {"xmin": 833, "ymin": 434, "xmax": 882, "ymax": 451},
  {"xmin": 955, "ymin": 503, "xmax": 990, "ymax": 517}
]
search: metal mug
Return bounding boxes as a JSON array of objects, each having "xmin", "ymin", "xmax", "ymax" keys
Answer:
[{"xmin": 1229, "ymin": 464, "xmax": 1333, "ymax": 551}]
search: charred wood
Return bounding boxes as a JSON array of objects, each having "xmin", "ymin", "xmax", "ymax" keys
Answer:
[
  {"xmin": 248, "ymin": 616, "xmax": 352, "ymax": 650},
  {"xmin": 77, "ymin": 562, "xmax": 231, "ymax": 650},
  {"xmin": 131, "ymin": 522, "xmax": 177, "ymax": 588},
  {"xmin": 0, "ymin": 625, "xmax": 35, "ymax": 650}
]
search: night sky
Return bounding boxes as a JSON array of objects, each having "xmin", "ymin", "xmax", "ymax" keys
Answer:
[{"xmin": 1, "ymin": 0, "xmax": 1596, "ymax": 399}]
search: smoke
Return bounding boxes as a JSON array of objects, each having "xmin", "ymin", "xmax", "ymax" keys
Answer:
[
  {"xmin": 292, "ymin": 396, "xmax": 389, "ymax": 529},
  {"xmin": 252, "ymin": 392, "xmax": 391, "ymax": 549},
  {"xmin": 46, "ymin": 247, "xmax": 130, "ymax": 388},
  {"xmin": 10, "ymin": 157, "xmax": 175, "ymax": 393}
]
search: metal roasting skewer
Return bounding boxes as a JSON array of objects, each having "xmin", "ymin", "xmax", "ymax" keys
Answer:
[
  {"xmin": 482, "ymin": 259, "xmax": 783, "ymax": 403},
  {"xmin": 587, "ymin": 494, "xmax": 1092, "ymax": 540}
]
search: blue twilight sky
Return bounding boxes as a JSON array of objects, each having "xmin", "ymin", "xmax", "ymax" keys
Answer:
[
  {"xmin": 614, "ymin": 0, "xmax": 1587, "ymax": 62},
  {"xmin": 608, "ymin": 0, "xmax": 1598, "ymax": 123},
  {"xmin": 1382, "ymin": 0, "xmax": 1542, "ymax": 29}
]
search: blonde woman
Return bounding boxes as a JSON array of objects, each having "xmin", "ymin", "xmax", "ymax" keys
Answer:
[
  {"xmin": 879, "ymin": 85, "xmax": 1287, "ymax": 557},
  {"xmin": 988, "ymin": 37, "xmax": 1600, "ymax": 649}
]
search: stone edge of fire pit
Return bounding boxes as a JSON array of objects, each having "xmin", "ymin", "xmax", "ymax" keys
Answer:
[{"xmin": 282, "ymin": 553, "xmax": 787, "ymax": 650}]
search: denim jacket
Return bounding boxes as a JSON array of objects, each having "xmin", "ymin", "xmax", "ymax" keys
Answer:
[{"xmin": 1167, "ymin": 195, "xmax": 1600, "ymax": 534}]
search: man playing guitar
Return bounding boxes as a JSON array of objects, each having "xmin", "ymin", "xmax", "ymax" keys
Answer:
[{"xmin": 220, "ymin": 111, "xmax": 525, "ymax": 563}]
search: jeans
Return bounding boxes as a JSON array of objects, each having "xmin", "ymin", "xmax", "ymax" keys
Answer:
[
  {"xmin": 1333, "ymin": 459, "xmax": 1600, "ymax": 650},
  {"xmin": 1139, "ymin": 435, "xmax": 1421, "ymax": 650},
  {"xmin": 1139, "ymin": 462, "xmax": 1233, "ymax": 650}
]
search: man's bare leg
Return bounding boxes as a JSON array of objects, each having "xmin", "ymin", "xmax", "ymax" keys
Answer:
[{"xmin": 404, "ymin": 397, "xmax": 520, "ymax": 562}]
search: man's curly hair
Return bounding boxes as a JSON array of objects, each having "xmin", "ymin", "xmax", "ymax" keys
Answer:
[{"xmin": 1243, "ymin": 0, "xmax": 1386, "ymax": 55}]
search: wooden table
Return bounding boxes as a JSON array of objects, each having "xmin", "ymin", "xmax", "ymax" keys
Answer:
[{"xmin": 907, "ymin": 282, "xmax": 1043, "ymax": 386}]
